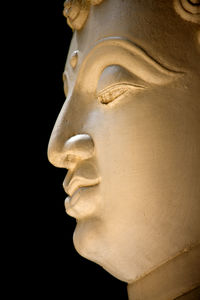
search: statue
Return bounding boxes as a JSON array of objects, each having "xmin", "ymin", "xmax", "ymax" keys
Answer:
[{"xmin": 48, "ymin": 0, "xmax": 200, "ymax": 298}]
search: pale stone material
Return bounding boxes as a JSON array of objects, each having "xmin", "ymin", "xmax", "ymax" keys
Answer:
[
  {"xmin": 70, "ymin": 50, "xmax": 79, "ymax": 68},
  {"xmin": 48, "ymin": 0, "xmax": 200, "ymax": 299}
]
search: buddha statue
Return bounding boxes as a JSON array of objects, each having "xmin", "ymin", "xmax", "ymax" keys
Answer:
[{"xmin": 48, "ymin": 0, "xmax": 200, "ymax": 299}]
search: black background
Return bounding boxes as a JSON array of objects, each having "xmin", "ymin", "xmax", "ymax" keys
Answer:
[{"xmin": 24, "ymin": 1, "xmax": 128, "ymax": 299}]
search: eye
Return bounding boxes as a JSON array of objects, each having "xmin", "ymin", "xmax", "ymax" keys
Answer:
[
  {"xmin": 63, "ymin": 71, "xmax": 68, "ymax": 97},
  {"xmin": 97, "ymin": 83, "xmax": 145, "ymax": 104}
]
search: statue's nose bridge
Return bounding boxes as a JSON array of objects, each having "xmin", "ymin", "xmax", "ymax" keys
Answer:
[
  {"xmin": 47, "ymin": 90, "xmax": 94, "ymax": 168},
  {"xmin": 47, "ymin": 95, "xmax": 77, "ymax": 167}
]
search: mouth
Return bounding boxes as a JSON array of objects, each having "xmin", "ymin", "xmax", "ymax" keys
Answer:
[{"xmin": 63, "ymin": 160, "xmax": 101, "ymax": 219}]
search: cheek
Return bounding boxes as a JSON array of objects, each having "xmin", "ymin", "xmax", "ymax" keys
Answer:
[
  {"xmin": 75, "ymin": 89, "xmax": 200, "ymax": 275},
  {"xmin": 87, "ymin": 91, "xmax": 197, "ymax": 216},
  {"xmin": 91, "ymin": 95, "xmax": 170, "ymax": 185}
]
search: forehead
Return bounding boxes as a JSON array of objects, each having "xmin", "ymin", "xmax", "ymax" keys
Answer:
[{"xmin": 66, "ymin": 0, "xmax": 199, "ymax": 75}]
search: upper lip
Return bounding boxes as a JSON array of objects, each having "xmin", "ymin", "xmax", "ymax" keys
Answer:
[{"xmin": 63, "ymin": 159, "xmax": 101, "ymax": 197}]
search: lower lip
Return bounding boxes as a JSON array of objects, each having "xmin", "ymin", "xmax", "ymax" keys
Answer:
[{"xmin": 64, "ymin": 185, "xmax": 100, "ymax": 219}]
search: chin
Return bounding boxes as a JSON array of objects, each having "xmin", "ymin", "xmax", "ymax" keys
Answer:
[
  {"xmin": 73, "ymin": 217, "xmax": 107, "ymax": 262},
  {"xmin": 72, "ymin": 218, "xmax": 136, "ymax": 283}
]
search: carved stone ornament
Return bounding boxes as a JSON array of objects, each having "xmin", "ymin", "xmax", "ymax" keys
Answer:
[
  {"xmin": 49, "ymin": 0, "xmax": 200, "ymax": 299},
  {"xmin": 174, "ymin": 0, "xmax": 200, "ymax": 24},
  {"xmin": 63, "ymin": 0, "xmax": 104, "ymax": 30}
]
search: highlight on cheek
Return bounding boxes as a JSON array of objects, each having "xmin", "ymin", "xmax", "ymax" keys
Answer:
[{"xmin": 97, "ymin": 83, "xmax": 145, "ymax": 104}]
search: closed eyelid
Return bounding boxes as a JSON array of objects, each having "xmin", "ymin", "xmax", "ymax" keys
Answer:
[
  {"xmin": 96, "ymin": 65, "xmax": 147, "ymax": 95},
  {"xmin": 97, "ymin": 82, "xmax": 145, "ymax": 94},
  {"xmin": 97, "ymin": 82, "xmax": 145, "ymax": 104},
  {"xmin": 76, "ymin": 37, "xmax": 184, "ymax": 94}
]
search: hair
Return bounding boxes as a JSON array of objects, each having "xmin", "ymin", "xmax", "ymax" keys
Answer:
[
  {"xmin": 63, "ymin": 0, "xmax": 105, "ymax": 30},
  {"xmin": 63, "ymin": 0, "xmax": 200, "ymax": 31},
  {"xmin": 174, "ymin": 0, "xmax": 200, "ymax": 24}
]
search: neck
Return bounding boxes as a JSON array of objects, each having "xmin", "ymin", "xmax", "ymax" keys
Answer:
[{"xmin": 127, "ymin": 243, "xmax": 200, "ymax": 300}]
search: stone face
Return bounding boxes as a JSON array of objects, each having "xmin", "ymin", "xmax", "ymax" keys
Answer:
[{"xmin": 48, "ymin": 0, "xmax": 200, "ymax": 298}]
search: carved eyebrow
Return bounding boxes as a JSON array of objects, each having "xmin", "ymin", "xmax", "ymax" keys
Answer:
[{"xmin": 76, "ymin": 37, "xmax": 184, "ymax": 93}]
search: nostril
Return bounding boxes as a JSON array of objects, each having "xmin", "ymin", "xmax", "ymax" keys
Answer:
[
  {"xmin": 65, "ymin": 154, "xmax": 80, "ymax": 170},
  {"xmin": 48, "ymin": 134, "xmax": 95, "ymax": 169}
]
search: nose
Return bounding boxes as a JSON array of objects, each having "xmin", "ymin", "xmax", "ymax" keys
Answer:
[
  {"xmin": 48, "ymin": 82, "xmax": 94, "ymax": 169},
  {"xmin": 48, "ymin": 133, "xmax": 95, "ymax": 169}
]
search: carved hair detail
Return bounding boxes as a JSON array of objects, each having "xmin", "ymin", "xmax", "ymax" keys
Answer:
[
  {"xmin": 63, "ymin": 0, "xmax": 104, "ymax": 31},
  {"xmin": 63, "ymin": 0, "xmax": 200, "ymax": 31},
  {"xmin": 174, "ymin": 0, "xmax": 200, "ymax": 24}
]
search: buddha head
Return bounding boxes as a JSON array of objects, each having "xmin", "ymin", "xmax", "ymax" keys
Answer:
[{"xmin": 48, "ymin": 0, "xmax": 200, "ymax": 286}]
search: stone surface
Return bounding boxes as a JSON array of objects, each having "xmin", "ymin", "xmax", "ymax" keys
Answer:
[{"xmin": 48, "ymin": 1, "xmax": 200, "ymax": 299}]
